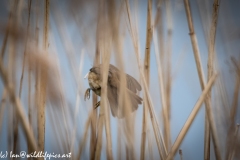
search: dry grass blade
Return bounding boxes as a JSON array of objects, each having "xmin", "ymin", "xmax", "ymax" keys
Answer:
[
  {"xmin": 225, "ymin": 58, "xmax": 240, "ymax": 160},
  {"xmin": 76, "ymin": 109, "xmax": 94, "ymax": 160},
  {"xmin": 101, "ymin": 62, "xmax": 113, "ymax": 160},
  {"xmin": 179, "ymin": 149, "xmax": 183, "ymax": 160},
  {"xmin": 141, "ymin": 0, "xmax": 152, "ymax": 159},
  {"xmin": 166, "ymin": 73, "xmax": 218, "ymax": 160},
  {"xmin": 0, "ymin": 89, "xmax": 7, "ymax": 135},
  {"xmin": 183, "ymin": 0, "xmax": 221, "ymax": 159},
  {"xmin": 125, "ymin": 0, "xmax": 167, "ymax": 159},
  {"xmin": 205, "ymin": 0, "xmax": 219, "ymax": 159},
  {"xmin": 230, "ymin": 58, "xmax": 240, "ymax": 121},
  {"xmin": 164, "ymin": 0, "xmax": 173, "ymax": 151},
  {"xmin": 37, "ymin": 0, "xmax": 49, "ymax": 153},
  {"xmin": 0, "ymin": 59, "xmax": 39, "ymax": 158},
  {"xmin": 70, "ymin": 51, "xmax": 85, "ymax": 155},
  {"xmin": 228, "ymin": 124, "xmax": 240, "ymax": 160},
  {"xmin": 19, "ymin": 0, "xmax": 32, "ymax": 98},
  {"xmin": 95, "ymin": 111, "xmax": 104, "ymax": 160}
]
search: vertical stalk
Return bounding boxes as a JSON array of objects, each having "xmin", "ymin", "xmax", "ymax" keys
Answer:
[
  {"xmin": 0, "ymin": 89, "xmax": 7, "ymax": 135},
  {"xmin": 183, "ymin": 0, "xmax": 221, "ymax": 159},
  {"xmin": 76, "ymin": 110, "xmax": 93, "ymax": 160},
  {"xmin": 125, "ymin": 0, "xmax": 167, "ymax": 158},
  {"xmin": 141, "ymin": 0, "xmax": 152, "ymax": 159},
  {"xmin": 225, "ymin": 58, "xmax": 240, "ymax": 160},
  {"xmin": 0, "ymin": 60, "xmax": 39, "ymax": 156},
  {"xmin": 38, "ymin": 0, "xmax": 49, "ymax": 153},
  {"xmin": 205, "ymin": 0, "xmax": 219, "ymax": 159},
  {"xmin": 94, "ymin": 1, "xmax": 103, "ymax": 159},
  {"xmin": 164, "ymin": 0, "xmax": 173, "ymax": 151},
  {"xmin": 166, "ymin": 74, "xmax": 218, "ymax": 160}
]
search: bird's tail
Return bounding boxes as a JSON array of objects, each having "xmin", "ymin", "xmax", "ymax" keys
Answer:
[{"xmin": 117, "ymin": 89, "xmax": 142, "ymax": 118}]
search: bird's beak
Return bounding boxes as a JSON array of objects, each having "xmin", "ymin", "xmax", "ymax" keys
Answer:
[{"xmin": 84, "ymin": 72, "xmax": 89, "ymax": 79}]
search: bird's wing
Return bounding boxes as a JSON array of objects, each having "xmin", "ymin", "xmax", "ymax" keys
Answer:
[
  {"xmin": 108, "ymin": 64, "xmax": 141, "ymax": 93},
  {"xmin": 126, "ymin": 74, "xmax": 142, "ymax": 93},
  {"xmin": 108, "ymin": 69, "xmax": 142, "ymax": 118}
]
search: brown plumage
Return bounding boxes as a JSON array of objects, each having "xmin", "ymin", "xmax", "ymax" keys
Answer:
[{"xmin": 85, "ymin": 64, "xmax": 142, "ymax": 118}]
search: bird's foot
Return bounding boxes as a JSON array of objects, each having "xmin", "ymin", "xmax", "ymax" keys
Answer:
[
  {"xmin": 95, "ymin": 101, "xmax": 100, "ymax": 109},
  {"xmin": 84, "ymin": 88, "xmax": 91, "ymax": 101}
]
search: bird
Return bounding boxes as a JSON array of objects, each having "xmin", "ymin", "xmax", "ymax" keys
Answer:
[{"xmin": 84, "ymin": 64, "xmax": 142, "ymax": 118}]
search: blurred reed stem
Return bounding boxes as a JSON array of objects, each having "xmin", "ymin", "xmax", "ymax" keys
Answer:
[
  {"xmin": 230, "ymin": 58, "xmax": 240, "ymax": 122},
  {"xmin": 125, "ymin": 0, "xmax": 167, "ymax": 158},
  {"xmin": 166, "ymin": 73, "xmax": 218, "ymax": 160},
  {"xmin": 183, "ymin": 0, "xmax": 221, "ymax": 159},
  {"xmin": 0, "ymin": 89, "xmax": 7, "ymax": 135},
  {"xmin": 164, "ymin": 0, "xmax": 173, "ymax": 152},
  {"xmin": 225, "ymin": 58, "xmax": 240, "ymax": 160},
  {"xmin": 77, "ymin": 110, "xmax": 93, "ymax": 160},
  {"xmin": 94, "ymin": 1, "xmax": 104, "ymax": 159},
  {"xmin": 205, "ymin": 0, "xmax": 219, "ymax": 159},
  {"xmin": 0, "ymin": 59, "xmax": 39, "ymax": 158},
  {"xmin": 37, "ymin": 0, "xmax": 49, "ymax": 154},
  {"xmin": 228, "ymin": 124, "xmax": 240, "ymax": 160},
  {"xmin": 70, "ymin": 51, "xmax": 85, "ymax": 157},
  {"xmin": 101, "ymin": 62, "xmax": 113, "ymax": 160}
]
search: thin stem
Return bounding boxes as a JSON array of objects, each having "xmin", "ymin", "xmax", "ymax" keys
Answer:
[
  {"xmin": 38, "ymin": 0, "xmax": 49, "ymax": 153},
  {"xmin": 141, "ymin": 0, "xmax": 152, "ymax": 159},
  {"xmin": 166, "ymin": 74, "xmax": 218, "ymax": 160},
  {"xmin": 125, "ymin": 0, "xmax": 167, "ymax": 158},
  {"xmin": 205, "ymin": 0, "xmax": 219, "ymax": 159},
  {"xmin": 0, "ymin": 59, "xmax": 39, "ymax": 157},
  {"xmin": 183, "ymin": 0, "xmax": 221, "ymax": 159}
]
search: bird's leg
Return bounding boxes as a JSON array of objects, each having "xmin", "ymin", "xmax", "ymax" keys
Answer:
[
  {"xmin": 95, "ymin": 101, "xmax": 100, "ymax": 109},
  {"xmin": 84, "ymin": 88, "xmax": 91, "ymax": 101}
]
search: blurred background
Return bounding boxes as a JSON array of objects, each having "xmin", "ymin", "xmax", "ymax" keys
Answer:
[{"xmin": 0, "ymin": 0, "xmax": 239, "ymax": 159}]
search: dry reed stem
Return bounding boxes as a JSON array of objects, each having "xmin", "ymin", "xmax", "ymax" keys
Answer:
[
  {"xmin": 77, "ymin": 109, "xmax": 94, "ymax": 160},
  {"xmin": 70, "ymin": 51, "xmax": 85, "ymax": 155},
  {"xmin": 205, "ymin": 0, "xmax": 219, "ymax": 159},
  {"xmin": 37, "ymin": 0, "xmax": 49, "ymax": 153},
  {"xmin": 27, "ymin": 1, "xmax": 33, "ymax": 154},
  {"xmin": 125, "ymin": 0, "xmax": 167, "ymax": 158},
  {"xmin": 230, "ymin": 58, "xmax": 240, "ymax": 122},
  {"xmin": 105, "ymin": 1, "xmax": 137, "ymax": 159},
  {"xmin": 93, "ymin": 2, "xmax": 103, "ymax": 159},
  {"xmin": 225, "ymin": 58, "xmax": 240, "ymax": 159},
  {"xmin": 105, "ymin": 0, "xmax": 134, "ymax": 159},
  {"xmin": 19, "ymin": 0, "xmax": 32, "ymax": 98},
  {"xmin": 117, "ymin": 121, "xmax": 122, "ymax": 160},
  {"xmin": 179, "ymin": 149, "xmax": 183, "ymax": 160},
  {"xmin": 0, "ymin": 89, "xmax": 7, "ymax": 135},
  {"xmin": 156, "ymin": 0, "xmax": 165, "ymax": 72},
  {"xmin": 141, "ymin": 0, "xmax": 152, "ymax": 159},
  {"xmin": 101, "ymin": 45, "xmax": 113, "ymax": 160},
  {"xmin": 0, "ymin": 59, "xmax": 39, "ymax": 158},
  {"xmin": 95, "ymin": 112, "xmax": 104, "ymax": 160},
  {"xmin": 183, "ymin": 0, "xmax": 221, "ymax": 159},
  {"xmin": 166, "ymin": 73, "xmax": 218, "ymax": 160},
  {"xmin": 164, "ymin": 0, "xmax": 173, "ymax": 152},
  {"xmin": 228, "ymin": 124, "xmax": 240, "ymax": 160},
  {"xmin": 153, "ymin": 27, "xmax": 169, "ymax": 157},
  {"xmin": 108, "ymin": 2, "xmax": 136, "ymax": 153}
]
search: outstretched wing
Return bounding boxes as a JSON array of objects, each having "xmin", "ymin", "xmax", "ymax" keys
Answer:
[
  {"xmin": 108, "ymin": 64, "xmax": 141, "ymax": 93},
  {"xmin": 126, "ymin": 74, "xmax": 141, "ymax": 93}
]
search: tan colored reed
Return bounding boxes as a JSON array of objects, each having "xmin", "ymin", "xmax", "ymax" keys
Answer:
[
  {"xmin": 166, "ymin": 73, "xmax": 218, "ymax": 160},
  {"xmin": 184, "ymin": 0, "xmax": 221, "ymax": 159}
]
